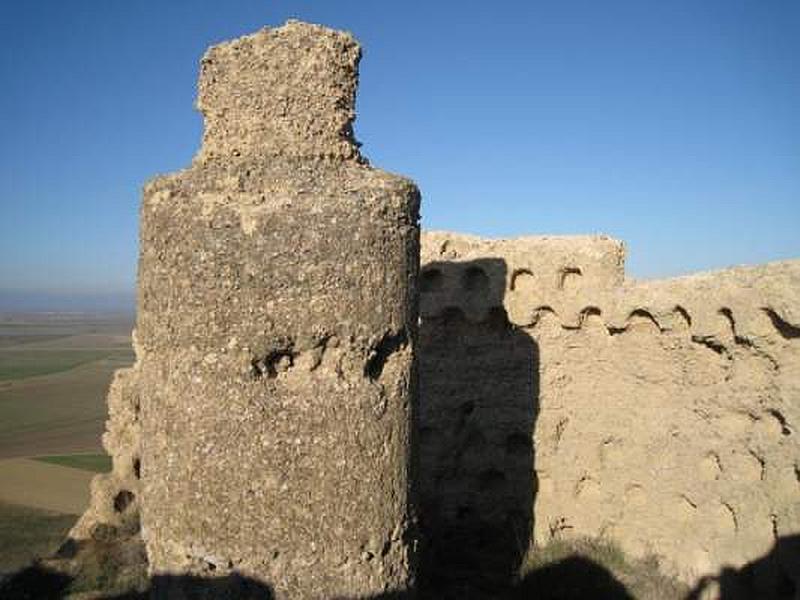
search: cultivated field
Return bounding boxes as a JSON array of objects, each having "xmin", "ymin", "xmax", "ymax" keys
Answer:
[{"xmin": 0, "ymin": 312, "xmax": 134, "ymax": 577}]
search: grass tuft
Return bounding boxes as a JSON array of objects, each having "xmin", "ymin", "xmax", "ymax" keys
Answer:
[{"xmin": 520, "ymin": 537, "xmax": 690, "ymax": 600}]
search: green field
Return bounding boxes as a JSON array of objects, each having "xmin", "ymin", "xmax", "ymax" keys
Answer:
[
  {"xmin": 0, "ymin": 349, "xmax": 127, "ymax": 381},
  {"xmin": 0, "ymin": 318, "xmax": 133, "ymax": 460},
  {"xmin": 34, "ymin": 453, "xmax": 112, "ymax": 473},
  {"xmin": 0, "ymin": 334, "xmax": 71, "ymax": 348},
  {"xmin": 0, "ymin": 501, "xmax": 76, "ymax": 577},
  {"xmin": 0, "ymin": 357, "xmax": 132, "ymax": 459}
]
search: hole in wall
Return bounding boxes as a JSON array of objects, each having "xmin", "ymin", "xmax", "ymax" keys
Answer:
[
  {"xmin": 250, "ymin": 349, "xmax": 294, "ymax": 379},
  {"xmin": 113, "ymin": 490, "xmax": 135, "ymax": 513},
  {"xmin": 719, "ymin": 307, "xmax": 736, "ymax": 335},
  {"xmin": 486, "ymin": 306, "xmax": 512, "ymax": 331},
  {"xmin": 440, "ymin": 306, "xmax": 467, "ymax": 325},
  {"xmin": 419, "ymin": 427, "xmax": 438, "ymax": 446},
  {"xmin": 674, "ymin": 305, "xmax": 692, "ymax": 328},
  {"xmin": 365, "ymin": 330, "xmax": 407, "ymax": 380},
  {"xmin": 579, "ymin": 306, "xmax": 603, "ymax": 328},
  {"xmin": 133, "ymin": 458, "xmax": 141, "ymax": 479},
  {"xmin": 510, "ymin": 268, "xmax": 534, "ymax": 291},
  {"xmin": 559, "ymin": 266, "xmax": 582, "ymax": 290},
  {"xmin": 776, "ymin": 569, "xmax": 797, "ymax": 598},
  {"xmin": 627, "ymin": 308, "xmax": 661, "ymax": 330},
  {"xmin": 463, "ymin": 429, "xmax": 487, "ymax": 453}
]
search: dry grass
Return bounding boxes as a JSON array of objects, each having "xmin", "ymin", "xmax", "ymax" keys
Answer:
[
  {"xmin": 520, "ymin": 536, "xmax": 690, "ymax": 599},
  {"xmin": 0, "ymin": 501, "xmax": 76, "ymax": 578}
]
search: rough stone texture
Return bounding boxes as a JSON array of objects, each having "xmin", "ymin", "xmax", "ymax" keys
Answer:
[
  {"xmin": 74, "ymin": 21, "xmax": 420, "ymax": 599},
  {"xmin": 61, "ymin": 359, "xmax": 148, "ymax": 594},
  {"xmin": 419, "ymin": 230, "xmax": 800, "ymax": 597},
  {"xmin": 70, "ymin": 361, "xmax": 142, "ymax": 543},
  {"xmin": 136, "ymin": 22, "xmax": 420, "ymax": 598}
]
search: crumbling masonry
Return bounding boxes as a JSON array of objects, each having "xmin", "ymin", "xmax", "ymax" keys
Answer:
[
  {"xmin": 74, "ymin": 21, "xmax": 420, "ymax": 599},
  {"xmin": 68, "ymin": 20, "xmax": 800, "ymax": 599}
]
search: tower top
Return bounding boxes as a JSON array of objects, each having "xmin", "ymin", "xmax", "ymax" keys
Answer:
[{"xmin": 195, "ymin": 20, "xmax": 362, "ymax": 162}]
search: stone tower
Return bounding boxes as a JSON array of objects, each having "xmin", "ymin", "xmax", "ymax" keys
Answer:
[{"xmin": 135, "ymin": 21, "xmax": 420, "ymax": 598}]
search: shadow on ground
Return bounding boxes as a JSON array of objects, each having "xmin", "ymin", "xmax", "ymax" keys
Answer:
[
  {"xmin": 4, "ymin": 541, "xmax": 799, "ymax": 599},
  {"xmin": 686, "ymin": 534, "xmax": 800, "ymax": 600},
  {"xmin": 0, "ymin": 557, "xmax": 634, "ymax": 599}
]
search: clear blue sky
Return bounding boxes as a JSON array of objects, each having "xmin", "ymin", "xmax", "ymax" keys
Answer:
[{"xmin": 1, "ymin": 1, "xmax": 798, "ymax": 310}]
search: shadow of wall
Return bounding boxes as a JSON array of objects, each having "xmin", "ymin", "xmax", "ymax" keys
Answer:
[
  {"xmin": 0, "ymin": 558, "xmax": 638, "ymax": 600},
  {"xmin": 416, "ymin": 258, "xmax": 539, "ymax": 597},
  {"xmin": 686, "ymin": 534, "xmax": 799, "ymax": 600}
]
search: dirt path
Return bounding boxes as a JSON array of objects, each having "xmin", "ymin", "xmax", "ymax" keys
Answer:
[{"xmin": 0, "ymin": 458, "xmax": 93, "ymax": 515}]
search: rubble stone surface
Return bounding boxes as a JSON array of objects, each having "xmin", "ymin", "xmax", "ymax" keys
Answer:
[
  {"xmin": 73, "ymin": 21, "xmax": 420, "ymax": 599},
  {"xmin": 419, "ymin": 231, "xmax": 800, "ymax": 597}
]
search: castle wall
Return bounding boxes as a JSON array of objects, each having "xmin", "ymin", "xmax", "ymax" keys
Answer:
[
  {"xmin": 63, "ymin": 21, "xmax": 799, "ymax": 598},
  {"xmin": 419, "ymin": 231, "xmax": 800, "ymax": 595},
  {"xmin": 74, "ymin": 22, "xmax": 420, "ymax": 600}
]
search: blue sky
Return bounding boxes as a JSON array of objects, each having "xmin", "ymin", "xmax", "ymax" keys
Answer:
[{"xmin": 1, "ymin": 1, "xmax": 798, "ymax": 310}]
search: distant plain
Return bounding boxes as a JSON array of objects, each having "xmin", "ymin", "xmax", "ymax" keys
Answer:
[{"xmin": 0, "ymin": 312, "xmax": 134, "ymax": 576}]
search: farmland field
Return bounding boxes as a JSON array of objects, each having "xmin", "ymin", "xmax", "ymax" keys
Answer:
[
  {"xmin": 34, "ymin": 453, "xmax": 113, "ymax": 473},
  {"xmin": 0, "ymin": 313, "xmax": 133, "ymax": 459},
  {"xmin": 0, "ymin": 312, "xmax": 133, "ymax": 578}
]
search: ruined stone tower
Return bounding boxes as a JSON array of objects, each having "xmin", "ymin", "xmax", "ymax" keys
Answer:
[
  {"xmin": 53, "ymin": 17, "xmax": 798, "ymax": 600},
  {"xmin": 133, "ymin": 21, "xmax": 419, "ymax": 597}
]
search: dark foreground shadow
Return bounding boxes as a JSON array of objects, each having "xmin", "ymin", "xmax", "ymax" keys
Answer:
[
  {"xmin": 0, "ymin": 564, "xmax": 274, "ymax": 599},
  {"xmin": 416, "ymin": 258, "xmax": 539, "ymax": 597},
  {"xmin": 512, "ymin": 556, "xmax": 634, "ymax": 600},
  {"xmin": 0, "ymin": 556, "xmax": 639, "ymax": 599},
  {"xmin": 0, "ymin": 564, "xmax": 73, "ymax": 599},
  {"xmin": 686, "ymin": 534, "xmax": 800, "ymax": 600}
]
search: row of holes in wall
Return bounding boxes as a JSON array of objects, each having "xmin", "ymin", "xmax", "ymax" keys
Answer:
[{"xmin": 420, "ymin": 265, "xmax": 583, "ymax": 294}]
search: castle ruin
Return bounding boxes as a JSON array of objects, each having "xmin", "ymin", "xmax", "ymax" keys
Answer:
[{"xmin": 65, "ymin": 20, "xmax": 799, "ymax": 600}]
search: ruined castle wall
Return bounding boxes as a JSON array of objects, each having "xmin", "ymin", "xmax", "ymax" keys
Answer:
[
  {"xmin": 73, "ymin": 22, "xmax": 420, "ymax": 599},
  {"xmin": 134, "ymin": 23, "xmax": 420, "ymax": 598},
  {"xmin": 65, "ymin": 20, "xmax": 798, "ymax": 597},
  {"xmin": 69, "ymin": 361, "xmax": 142, "ymax": 542},
  {"xmin": 419, "ymin": 231, "xmax": 800, "ymax": 593}
]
